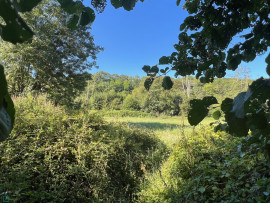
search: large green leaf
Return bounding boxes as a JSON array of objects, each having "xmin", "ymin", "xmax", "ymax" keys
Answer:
[
  {"xmin": 142, "ymin": 65, "xmax": 151, "ymax": 73},
  {"xmin": 188, "ymin": 96, "xmax": 218, "ymax": 126},
  {"xmin": 188, "ymin": 99, "xmax": 209, "ymax": 126},
  {"xmin": 57, "ymin": 0, "xmax": 83, "ymax": 14},
  {"xmin": 162, "ymin": 76, "xmax": 173, "ymax": 90},
  {"xmin": 159, "ymin": 56, "xmax": 171, "ymax": 65},
  {"xmin": 225, "ymin": 113, "xmax": 248, "ymax": 137},
  {"xmin": 57, "ymin": 0, "xmax": 95, "ymax": 28},
  {"xmin": 78, "ymin": 8, "xmax": 95, "ymax": 26},
  {"xmin": 0, "ymin": 65, "xmax": 8, "ymax": 108},
  {"xmin": 212, "ymin": 110, "xmax": 221, "ymax": 120},
  {"xmin": 221, "ymin": 98, "xmax": 233, "ymax": 113},
  {"xmin": 0, "ymin": 0, "xmax": 34, "ymax": 43},
  {"xmin": 66, "ymin": 14, "xmax": 79, "ymax": 30},
  {"xmin": 13, "ymin": 0, "xmax": 43, "ymax": 12},
  {"xmin": 144, "ymin": 77, "xmax": 154, "ymax": 91},
  {"xmin": 0, "ymin": 65, "xmax": 15, "ymax": 141},
  {"xmin": 122, "ymin": 0, "xmax": 136, "ymax": 11},
  {"xmin": 111, "ymin": 0, "xmax": 123, "ymax": 9}
]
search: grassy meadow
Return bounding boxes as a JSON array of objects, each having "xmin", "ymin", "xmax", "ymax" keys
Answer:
[{"xmin": 105, "ymin": 116, "xmax": 215, "ymax": 148}]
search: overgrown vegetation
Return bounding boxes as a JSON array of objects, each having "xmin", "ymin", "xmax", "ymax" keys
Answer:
[
  {"xmin": 139, "ymin": 127, "xmax": 270, "ymax": 202},
  {"xmin": 0, "ymin": 95, "xmax": 167, "ymax": 202}
]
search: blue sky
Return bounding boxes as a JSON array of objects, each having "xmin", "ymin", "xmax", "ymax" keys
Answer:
[{"xmin": 86, "ymin": 0, "xmax": 269, "ymax": 79}]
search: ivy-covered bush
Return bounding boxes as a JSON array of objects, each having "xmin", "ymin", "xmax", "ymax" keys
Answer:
[
  {"xmin": 139, "ymin": 127, "xmax": 270, "ymax": 202},
  {"xmin": 0, "ymin": 95, "xmax": 168, "ymax": 202}
]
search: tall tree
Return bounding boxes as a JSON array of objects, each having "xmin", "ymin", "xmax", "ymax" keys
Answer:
[{"xmin": 0, "ymin": 0, "xmax": 102, "ymax": 106}]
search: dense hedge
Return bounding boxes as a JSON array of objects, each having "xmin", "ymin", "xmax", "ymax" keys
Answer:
[{"xmin": 0, "ymin": 95, "xmax": 168, "ymax": 202}]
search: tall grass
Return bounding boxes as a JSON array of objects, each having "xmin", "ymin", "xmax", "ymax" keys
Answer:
[
  {"xmin": 107, "ymin": 114, "xmax": 270, "ymax": 202},
  {"xmin": 105, "ymin": 116, "xmax": 215, "ymax": 149}
]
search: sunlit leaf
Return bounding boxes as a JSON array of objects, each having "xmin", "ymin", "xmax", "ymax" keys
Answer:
[{"xmin": 212, "ymin": 110, "xmax": 221, "ymax": 120}]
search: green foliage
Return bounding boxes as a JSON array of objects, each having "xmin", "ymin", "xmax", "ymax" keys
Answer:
[
  {"xmin": 93, "ymin": 109, "xmax": 152, "ymax": 118},
  {"xmin": 80, "ymin": 71, "xmax": 249, "ymax": 116},
  {"xmin": 0, "ymin": 95, "xmax": 167, "ymax": 202},
  {"xmin": 0, "ymin": 0, "xmax": 95, "ymax": 44},
  {"xmin": 14, "ymin": 0, "xmax": 42, "ymax": 12},
  {"xmin": 66, "ymin": 14, "xmax": 80, "ymax": 30},
  {"xmin": 159, "ymin": 56, "xmax": 171, "ymax": 65},
  {"xmin": 140, "ymin": 127, "xmax": 270, "ymax": 202},
  {"xmin": 111, "ymin": 0, "xmax": 144, "ymax": 11},
  {"xmin": 141, "ymin": 77, "xmax": 182, "ymax": 115},
  {"xmin": 0, "ymin": 65, "xmax": 15, "ymax": 141},
  {"xmin": 57, "ymin": 0, "xmax": 95, "ymax": 28},
  {"xmin": 191, "ymin": 76, "xmax": 270, "ymax": 160},
  {"xmin": 123, "ymin": 95, "xmax": 141, "ymax": 110},
  {"xmin": 0, "ymin": 0, "xmax": 104, "ymax": 140},
  {"xmin": 188, "ymin": 96, "xmax": 217, "ymax": 126},
  {"xmin": 1, "ymin": 1, "xmax": 102, "ymax": 107},
  {"xmin": 0, "ymin": 0, "xmax": 34, "ymax": 44},
  {"xmin": 212, "ymin": 110, "xmax": 221, "ymax": 120},
  {"xmin": 80, "ymin": 72, "xmax": 141, "ymax": 110},
  {"xmin": 162, "ymin": 76, "xmax": 174, "ymax": 90},
  {"xmin": 144, "ymin": 77, "xmax": 155, "ymax": 91},
  {"xmin": 78, "ymin": 8, "xmax": 95, "ymax": 26},
  {"xmin": 139, "ymin": 0, "xmax": 270, "ymax": 160}
]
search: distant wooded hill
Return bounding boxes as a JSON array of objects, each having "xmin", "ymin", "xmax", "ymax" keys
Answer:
[{"xmin": 78, "ymin": 70, "xmax": 251, "ymax": 116}]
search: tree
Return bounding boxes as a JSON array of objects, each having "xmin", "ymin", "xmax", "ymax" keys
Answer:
[
  {"xmin": 123, "ymin": 95, "xmax": 140, "ymax": 110},
  {"xmin": 0, "ymin": 0, "xmax": 101, "ymax": 140},
  {"xmin": 0, "ymin": 0, "xmax": 102, "ymax": 106}
]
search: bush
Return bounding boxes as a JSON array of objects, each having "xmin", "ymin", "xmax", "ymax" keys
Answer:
[
  {"xmin": 89, "ymin": 109, "xmax": 153, "ymax": 118},
  {"xmin": 0, "ymin": 95, "xmax": 168, "ymax": 202},
  {"xmin": 139, "ymin": 127, "xmax": 270, "ymax": 202},
  {"xmin": 123, "ymin": 95, "xmax": 141, "ymax": 111}
]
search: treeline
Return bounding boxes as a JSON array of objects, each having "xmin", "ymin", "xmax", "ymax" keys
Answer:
[{"xmin": 78, "ymin": 70, "xmax": 251, "ymax": 115}]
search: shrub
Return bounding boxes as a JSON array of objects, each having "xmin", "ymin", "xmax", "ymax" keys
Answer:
[
  {"xmin": 139, "ymin": 127, "xmax": 270, "ymax": 202},
  {"xmin": 89, "ymin": 109, "xmax": 152, "ymax": 118},
  {"xmin": 123, "ymin": 95, "xmax": 141, "ymax": 111},
  {"xmin": 0, "ymin": 95, "xmax": 167, "ymax": 202}
]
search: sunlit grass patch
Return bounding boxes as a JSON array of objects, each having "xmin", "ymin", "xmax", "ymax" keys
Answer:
[{"xmin": 105, "ymin": 115, "xmax": 216, "ymax": 148}]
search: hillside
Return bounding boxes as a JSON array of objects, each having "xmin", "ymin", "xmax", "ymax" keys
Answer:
[{"xmin": 78, "ymin": 70, "xmax": 251, "ymax": 116}]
